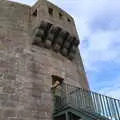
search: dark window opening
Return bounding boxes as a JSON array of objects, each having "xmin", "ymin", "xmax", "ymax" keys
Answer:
[
  {"xmin": 67, "ymin": 18, "xmax": 71, "ymax": 22},
  {"xmin": 59, "ymin": 12, "xmax": 63, "ymax": 19},
  {"xmin": 48, "ymin": 8, "xmax": 53, "ymax": 16},
  {"xmin": 32, "ymin": 9, "xmax": 37, "ymax": 17},
  {"xmin": 54, "ymin": 115, "xmax": 65, "ymax": 120},
  {"xmin": 52, "ymin": 75, "xmax": 64, "ymax": 87}
]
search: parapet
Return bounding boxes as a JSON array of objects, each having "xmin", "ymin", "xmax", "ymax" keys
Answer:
[{"xmin": 31, "ymin": 0, "xmax": 80, "ymax": 60}]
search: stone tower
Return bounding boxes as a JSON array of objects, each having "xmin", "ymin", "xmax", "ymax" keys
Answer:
[{"xmin": 0, "ymin": 0, "xmax": 89, "ymax": 119}]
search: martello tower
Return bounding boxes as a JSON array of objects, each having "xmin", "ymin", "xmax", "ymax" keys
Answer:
[{"xmin": 0, "ymin": 0, "xmax": 90, "ymax": 119}]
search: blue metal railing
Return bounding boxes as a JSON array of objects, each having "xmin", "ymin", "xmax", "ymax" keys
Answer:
[{"xmin": 53, "ymin": 83, "xmax": 120, "ymax": 120}]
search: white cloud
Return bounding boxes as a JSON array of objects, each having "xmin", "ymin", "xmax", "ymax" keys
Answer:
[
  {"xmin": 8, "ymin": 0, "xmax": 37, "ymax": 5},
  {"xmin": 100, "ymin": 88, "xmax": 120, "ymax": 99},
  {"xmin": 98, "ymin": 76, "xmax": 120, "ymax": 99}
]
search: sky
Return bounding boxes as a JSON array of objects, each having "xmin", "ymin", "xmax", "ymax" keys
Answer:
[{"xmin": 9, "ymin": 0, "xmax": 120, "ymax": 99}]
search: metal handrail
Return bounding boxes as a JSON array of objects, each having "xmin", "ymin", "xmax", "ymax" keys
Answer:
[{"xmin": 53, "ymin": 83, "xmax": 120, "ymax": 120}]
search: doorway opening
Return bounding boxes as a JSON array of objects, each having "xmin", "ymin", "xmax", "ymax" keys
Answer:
[{"xmin": 52, "ymin": 75, "xmax": 64, "ymax": 89}]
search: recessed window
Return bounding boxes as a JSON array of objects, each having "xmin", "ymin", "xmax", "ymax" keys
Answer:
[
  {"xmin": 32, "ymin": 9, "xmax": 37, "ymax": 17},
  {"xmin": 48, "ymin": 8, "xmax": 53, "ymax": 16},
  {"xmin": 59, "ymin": 12, "xmax": 63, "ymax": 19},
  {"xmin": 67, "ymin": 18, "xmax": 71, "ymax": 22},
  {"xmin": 52, "ymin": 75, "xmax": 64, "ymax": 88}
]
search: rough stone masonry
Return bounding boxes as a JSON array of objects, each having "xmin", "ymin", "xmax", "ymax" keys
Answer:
[{"xmin": 0, "ymin": 0, "xmax": 89, "ymax": 119}]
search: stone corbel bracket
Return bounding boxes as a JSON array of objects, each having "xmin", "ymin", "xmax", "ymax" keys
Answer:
[{"xmin": 32, "ymin": 21, "xmax": 79, "ymax": 60}]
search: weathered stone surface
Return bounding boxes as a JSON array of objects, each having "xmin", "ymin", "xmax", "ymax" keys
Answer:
[{"xmin": 0, "ymin": 0, "xmax": 89, "ymax": 120}]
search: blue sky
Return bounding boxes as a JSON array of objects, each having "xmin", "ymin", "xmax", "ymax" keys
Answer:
[{"xmin": 10, "ymin": 0, "xmax": 120, "ymax": 99}]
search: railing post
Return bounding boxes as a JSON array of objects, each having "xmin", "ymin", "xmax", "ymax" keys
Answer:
[
  {"xmin": 99, "ymin": 94, "xmax": 105, "ymax": 115},
  {"xmin": 106, "ymin": 96, "xmax": 112, "ymax": 119},
  {"xmin": 114, "ymin": 99, "xmax": 120, "ymax": 120},
  {"xmin": 65, "ymin": 112, "xmax": 69, "ymax": 120}
]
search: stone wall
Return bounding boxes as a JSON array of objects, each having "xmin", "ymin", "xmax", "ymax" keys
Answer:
[
  {"xmin": 0, "ymin": 0, "xmax": 89, "ymax": 119},
  {"xmin": 31, "ymin": 0, "xmax": 89, "ymax": 89}
]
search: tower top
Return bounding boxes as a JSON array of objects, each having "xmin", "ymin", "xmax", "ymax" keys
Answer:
[{"xmin": 31, "ymin": 0, "xmax": 80, "ymax": 60}]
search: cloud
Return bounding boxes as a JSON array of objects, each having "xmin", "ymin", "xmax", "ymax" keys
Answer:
[
  {"xmin": 8, "ymin": 0, "xmax": 37, "ymax": 5},
  {"xmin": 98, "ymin": 75, "xmax": 120, "ymax": 99}
]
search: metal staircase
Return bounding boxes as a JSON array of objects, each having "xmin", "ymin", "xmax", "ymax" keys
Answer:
[{"xmin": 53, "ymin": 83, "xmax": 120, "ymax": 120}]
